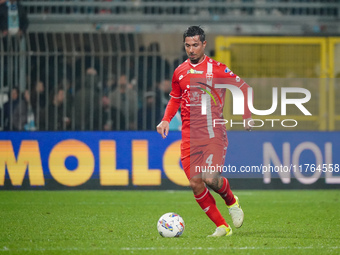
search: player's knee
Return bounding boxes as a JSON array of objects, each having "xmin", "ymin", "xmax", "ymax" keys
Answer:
[
  {"xmin": 203, "ymin": 177, "xmax": 220, "ymax": 191},
  {"xmin": 203, "ymin": 177, "xmax": 214, "ymax": 188}
]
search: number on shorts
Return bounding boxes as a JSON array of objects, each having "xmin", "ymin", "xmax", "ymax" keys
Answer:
[{"xmin": 206, "ymin": 154, "xmax": 213, "ymax": 166}]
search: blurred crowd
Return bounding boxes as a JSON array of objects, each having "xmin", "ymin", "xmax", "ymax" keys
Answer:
[
  {"xmin": 0, "ymin": 33, "xmax": 184, "ymax": 131},
  {"xmin": 0, "ymin": 1, "xmax": 182, "ymax": 131},
  {"xmin": 1, "ymin": 67, "xmax": 178, "ymax": 131}
]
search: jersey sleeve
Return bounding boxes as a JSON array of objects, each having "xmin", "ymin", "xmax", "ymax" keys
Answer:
[
  {"xmin": 169, "ymin": 71, "xmax": 182, "ymax": 99},
  {"xmin": 162, "ymin": 97, "xmax": 181, "ymax": 122},
  {"xmin": 239, "ymin": 81, "xmax": 252, "ymax": 119},
  {"xmin": 162, "ymin": 71, "xmax": 182, "ymax": 122}
]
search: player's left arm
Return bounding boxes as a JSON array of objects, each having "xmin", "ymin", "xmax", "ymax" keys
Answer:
[
  {"xmin": 219, "ymin": 63, "xmax": 253, "ymax": 131},
  {"xmin": 238, "ymin": 80, "xmax": 253, "ymax": 131}
]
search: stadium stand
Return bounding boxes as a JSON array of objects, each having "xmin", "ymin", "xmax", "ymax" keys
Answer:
[{"xmin": 0, "ymin": 0, "xmax": 339, "ymax": 131}]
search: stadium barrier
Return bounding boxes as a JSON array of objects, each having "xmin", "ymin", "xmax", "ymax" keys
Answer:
[{"xmin": 0, "ymin": 131, "xmax": 339, "ymax": 190}]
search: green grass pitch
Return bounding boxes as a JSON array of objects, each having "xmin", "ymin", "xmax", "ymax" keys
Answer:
[{"xmin": 0, "ymin": 190, "xmax": 339, "ymax": 255}]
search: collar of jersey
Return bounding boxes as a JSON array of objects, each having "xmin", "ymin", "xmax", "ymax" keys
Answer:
[{"xmin": 189, "ymin": 55, "xmax": 207, "ymax": 68}]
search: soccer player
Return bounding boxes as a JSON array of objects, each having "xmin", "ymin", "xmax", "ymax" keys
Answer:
[{"xmin": 157, "ymin": 26, "xmax": 253, "ymax": 237}]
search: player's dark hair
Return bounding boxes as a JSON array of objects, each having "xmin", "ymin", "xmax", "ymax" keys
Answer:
[{"xmin": 183, "ymin": 26, "xmax": 205, "ymax": 43}]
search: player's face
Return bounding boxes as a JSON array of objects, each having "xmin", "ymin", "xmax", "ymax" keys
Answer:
[{"xmin": 184, "ymin": 35, "xmax": 206, "ymax": 64}]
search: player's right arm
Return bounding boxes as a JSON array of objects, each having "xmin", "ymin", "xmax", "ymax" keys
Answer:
[
  {"xmin": 157, "ymin": 121, "xmax": 169, "ymax": 139},
  {"xmin": 157, "ymin": 70, "xmax": 182, "ymax": 138},
  {"xmin": 157, "ymin": 97, "xmax": 181, "ymax": 138}
]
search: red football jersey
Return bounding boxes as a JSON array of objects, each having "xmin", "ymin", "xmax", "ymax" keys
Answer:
[{"xmin": 163, "ymin": 55, "xmax": 251, "ymax": 150}]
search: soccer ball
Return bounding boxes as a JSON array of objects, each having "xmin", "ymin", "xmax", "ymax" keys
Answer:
[{"xmin": 157, "ymin": 212, "xmax": 185, "ymax": 238}]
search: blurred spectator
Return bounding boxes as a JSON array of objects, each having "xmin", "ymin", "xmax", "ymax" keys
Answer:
[
  {"xmin": 138, "ymin": 42, "xmax": 170, "ymax": 92},
  {"xmin": 99, "ymin": 0, "xmax": 112, "ymax": 14},
  {"xmin": 156, "ymin": 78, "xmax": 182, "ymax": 131},
  {"xmin": 169, "ymin": 110, "xmax": 182, "ymax": 131},
  {"xmin": 138, "ymin": 91, "xmax": 161, "ymax": 130},
  {"xmin": 173, "ymin": 47, "xmax": 188, "ymax": 69},
  {"xmin": 58, "ymin": 78, "xmax": 74, "ymax": 111},
  {"xmin": 109, "ymin": 74, "xmax": 137, "ymax": 130},
  {"xmin": 48, "ymin": 87, "xmax": 71, "ymax": 131},
  {"xmin": 156, "ymin": 78, "xmax": 172, "ymax": 113},
  {"xmin": 101, "ymin": 95, "xmax": 125, "ymax": 130},
  {"xmin": 3, "ymin": 87, "xmax": 28, "ymax": 130},
  {"xmin": 0, "ymin": 0, "xmax": 29, "ymax": 36},
  {"xmin": 74, "ymin": 67, "xmax": 100, "ymax": 130},
  {"xmin": 103, "ymin": 73, "xmax": 116, "ymax": 96},
  {"xmin": 30, "ymin": 80, "xmax": 46, "ymax": 130},
  {"xmin": 0, "ymin": 0, "xmax": 28, "ymax": 91},
  {"xmin": 24, "ymin": 89, "xmax": 35, "ymax": 131}
]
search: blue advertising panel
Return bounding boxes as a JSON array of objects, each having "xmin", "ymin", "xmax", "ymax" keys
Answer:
[{"xmin": 0, "ymin": 131, "xmax": 339, "ymax": 189}]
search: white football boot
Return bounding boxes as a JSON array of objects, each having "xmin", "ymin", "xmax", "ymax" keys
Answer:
[
  {"xmin": 227, "ymin": 195, "xmax": 244, "ymax": 228},
  {"xmin": 207, "ymin": 225, "xmax": 232, "ymax": 237}
]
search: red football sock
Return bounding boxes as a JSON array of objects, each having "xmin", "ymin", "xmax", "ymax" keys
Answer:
[
  {"xmin": 217, "ymin": 177, "xmax": 236, "ymax": 206},
  {"xmin": 194, "ymin": 187, "xmax": 228, "ymax": 227}
]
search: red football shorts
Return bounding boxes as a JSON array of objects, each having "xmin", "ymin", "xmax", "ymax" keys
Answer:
[{"xmin": 181, "ymin": 142, "xmax": 228, "ymax": 180}]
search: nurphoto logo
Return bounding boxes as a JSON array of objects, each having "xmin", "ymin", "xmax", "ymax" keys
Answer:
[{"xmin": 197, "ymin": 82, "xmax": 312, "ymax": 128}]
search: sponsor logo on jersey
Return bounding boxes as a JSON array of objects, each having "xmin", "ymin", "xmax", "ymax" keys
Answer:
[
  {"xmin": 224, "ymin": 67, "xmax": 231, "ymax": 73},
  {"xmin": 187, "ymin": 68, "xmax": 204, "ymax": 74},
  {"xmin": 191, "ymin": 91, "xmax": 200, "ymax": 103},
  {"xmin": 196, "ymin": 82, "xmax": 223, "ymax": 107},
  {"xmin": 179, "ymin": 75, "xmax": 184, "ymax": 80}
]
